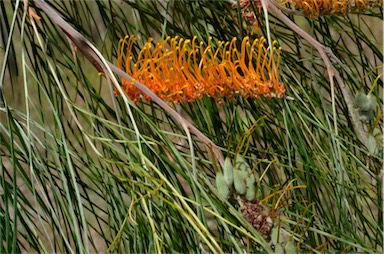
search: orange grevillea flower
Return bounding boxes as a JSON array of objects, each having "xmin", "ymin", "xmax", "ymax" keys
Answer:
[
  {"xmin": 116, "ymin": 35, "xmax": 285, "ymax": 103},
  {"xmin": 235, "ymin": 0, "xmax": 382, "ymax": 18},
  {"xmin": 278, "ymin": 0, "xmax": 382, "ymax": 16}
]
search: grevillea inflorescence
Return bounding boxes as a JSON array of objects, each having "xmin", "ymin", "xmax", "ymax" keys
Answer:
[
  {"xmin": 280, "ymin": 0, "xmax": 383, "ymax": 16},
  {"xmin": 117, "ymin": 35, "xmax": 285, "ymax": 103},
  {"xmin": 234, "ymin": 0, "xmax": 382, "ymax": 19}
]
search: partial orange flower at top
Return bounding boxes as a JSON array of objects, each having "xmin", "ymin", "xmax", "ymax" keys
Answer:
[
  {"xmin": 235, "ymin": 0, "xmax": 382, "ymax": 18},
  {"xmin": 116, "ymin": 35, "xmax": 285, "ymax": 103},
  {"xmin": 278, "ymin": 0, "xmax": 382, "ymax": 16}
]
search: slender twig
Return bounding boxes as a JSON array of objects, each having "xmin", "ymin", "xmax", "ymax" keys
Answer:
[
  {"xmin": 33, "ymin": 0, "xmax": 225, "ymax": 167},
  {"xmin": 265, "ymin": 0, "xmax": 368, "ymax": 148},
  {"xmin": 271, "ymin": 2, "xmax": 303, "ymax": 16}
]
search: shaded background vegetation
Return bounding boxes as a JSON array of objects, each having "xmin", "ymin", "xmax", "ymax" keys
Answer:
[{"xmin": 0, "ymin": 0, "xmax": 382, "ymax": 253}]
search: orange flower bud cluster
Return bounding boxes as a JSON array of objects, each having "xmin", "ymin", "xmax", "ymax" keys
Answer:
[
  {"xmin": 279, "ymin": 0, "xmax": 382, "ymax": 16},
  {"xmin": 116, "ymin": 35, "xmax": 285, "ymax": 103}
]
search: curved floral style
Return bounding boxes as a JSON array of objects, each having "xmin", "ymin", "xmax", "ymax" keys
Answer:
[
  {"xmin": 235, "ymin": 0, "xmax": 382, "ymax": 19},
  {"xmin": 279, "ymin": 0, "xmax": 383, "ymax": 16},
  {"xmin": 116, "ymin": 35, "xmax": 285, "ymax": 103}
]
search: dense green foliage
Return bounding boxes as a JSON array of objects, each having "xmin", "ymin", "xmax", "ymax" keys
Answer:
[{"xmin": 1, "ymin": 0, "xmax": 382, "ymax": 253}]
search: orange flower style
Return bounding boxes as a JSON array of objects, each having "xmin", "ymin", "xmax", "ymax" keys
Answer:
[
  {"xmin": 116, "ymin": 35, "xmax": 285, "ymax": 103},
  {"xmin": 278, "ymin": 0, "xmax": 383, "ymax": 16}
]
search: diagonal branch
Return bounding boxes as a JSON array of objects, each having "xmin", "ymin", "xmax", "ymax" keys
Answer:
[
  {"xmin": 265, "ymin": 0, "xmax": 368, "ymax": 148},
  {"xmin": 33, "ymin": 0, "xmax": 225, "ymax": 167}
]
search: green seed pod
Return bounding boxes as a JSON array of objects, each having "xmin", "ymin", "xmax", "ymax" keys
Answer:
[
  {"xmin": 360, "ymin": 109, "xmax": 374, "ymax": 122},
  {"xmin": 235, "ymin": 154, "xmax": 251, "ymax": 173},
  {"xmin": 285, "ymin": 241, "xmax": 297, "ymax": 254},
  {"xmin": 245, "ymin": 177, "xmax": 256, "ymax": 201},
  {"xmin": 368, "ymin": 134, "xmax": 377, "ymax": 155},
  {"xmin": 223, "ymin": 157, "xmax": 234, "ymax": 186},
  {"xmin": 372, "ymin": 127, "xmax": 381, "ymax": 137},
  {"xmin": 215, "ymin": 172, "xmax": 230, "ymax": 199},
  {"xmin": 355, "ymin": 92, "xmax": 372, "ymax": 111},
  {"xmin": 233, "ymin": 169, "xmax": 247, "ymax": 195},
  {"xmin": 369, "ymin": 95, "xmax": 377, "ymax": 111},
  {"xmin": 247, "ymin": 172, "xmax": 256, "ymax": 185},
  {"xmin": 274, "ymin": 244, "xmax": 284, "ymax": 254},
  {"xmin": 271, "ymin": 226, "xmax": 280, "ymax": 245}
]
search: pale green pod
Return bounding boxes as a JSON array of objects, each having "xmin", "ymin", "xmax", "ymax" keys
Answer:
[
  {"xmin": 372, "ymin": 127, "xmax": 381, "ymax": 137},
  {"xmin": 285, "ymin": 241, "xmax": 297, "ymax": 254},
  {"xmin": 235, "ymin": 154, "xmax": 251, "ymax": 173},
  {"xmin": 367, "ymin": 134, "xmax": 377, "ymax": 155},
  {"xmin": 360, "ymin": 109, "xmax": 374, "ymax": 122},
  {"xmin": 245, "ymin": 177, "xmax": 256, "ymax": 201},
  {"xmin": 233, "ymin": 169, "xmax": 247, "ymax": 195},
  {"xmin": 274, "ymin": 244, "xmax": 284, "ymax": 254},
  {"xmin": 215, "ymin": 172, "xmax": 230, "ymax": 199},
  {"xmin": 223, "ymin": 157, "xmax": 234, "ymax": 186},
  {"xmin": 247, "ymin": 172, "xmax": 256, "ymax": 185},
  {"xmin": 355, "ymin": 92, "xmax": 372, "ymax": 111},
  {"xmin": 271, "ymin": 226, "xmax": 280, "ymax": 245}
]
